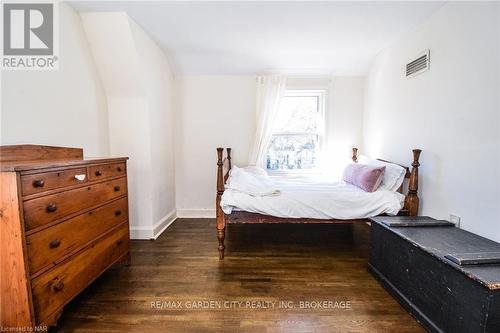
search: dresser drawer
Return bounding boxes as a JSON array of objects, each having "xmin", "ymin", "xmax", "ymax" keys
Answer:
[
  {"xmin": 23, "ymin": 177, "xmax": 127, "ymax": 231},
  {"xmin": 27, "ymin": 197, "xmax": 129, "ymax": 274},
  {"xmin": 21, "ymin": 167, "xmax": 88, "ymax": 196},
  {"xmin": 88, "ymin": 162, "xmax": 126, "ymax": 181},
  {"xmin": 31, "ymin": 223, "xmax": 129, "ymax": 324}
]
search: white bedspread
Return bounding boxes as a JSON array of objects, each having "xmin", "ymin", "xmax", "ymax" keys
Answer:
[
  {"xmin": 220, "ymin": 173, "xmax": 405, "ymax": 219},
  {"xmin": 225, "ymin": 165, "xmax": 280, "ymax": 196}
]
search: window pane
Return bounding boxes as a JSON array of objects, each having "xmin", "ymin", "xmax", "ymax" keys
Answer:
[
  {"xmin": 274, "ymin": 96, "xmax": 319, "ymax": 133},
  {"xmin": 266, "ymin": 134, "xmax": 317, "ymax": 170}
]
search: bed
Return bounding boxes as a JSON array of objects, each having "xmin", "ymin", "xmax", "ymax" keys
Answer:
[{"xmin": 215, "ymin": 147, "xmax": 422, "ymax": 259}]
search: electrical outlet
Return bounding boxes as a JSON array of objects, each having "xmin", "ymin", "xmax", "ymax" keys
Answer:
[{"xmin": 450, "ymin": 215, "xmax": 461, "ymax": 228}]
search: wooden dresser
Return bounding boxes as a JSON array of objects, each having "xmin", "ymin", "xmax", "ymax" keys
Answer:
[{"xmin": 0, "ymin": 145, "xmax": 130, "ymax": 329}]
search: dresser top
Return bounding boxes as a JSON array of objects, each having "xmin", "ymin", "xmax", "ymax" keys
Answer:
[
  {"xmin": 0, "ymin": 157, "xmax": 128, "ymax": 172},
  {"xmin": 371, "ymin": 216, "xmax": 500, "ymax": 290},
  {"xmin": 0, "ymin": 145, "xmax": 128, "ymax": 172}
]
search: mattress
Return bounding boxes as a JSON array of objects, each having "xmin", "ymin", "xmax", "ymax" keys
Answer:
[{"xmin": 220, "ymin": 175, "xmax": 405, "ymax": 220}]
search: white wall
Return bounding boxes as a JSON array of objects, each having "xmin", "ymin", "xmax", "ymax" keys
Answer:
[
  {"xmin": 175, "ymin": 76, "xmax": 257, "ymax": 217},
  {"xmin": 1, "ymin": 3, "xmax": 108, "ymax": 157},
  {"xmin": 327, "ymin": 77, "xmax": 365, "ymax": 176},
  {"xmin": 175, "ymin": 75, "xmax": 365, "ymax": 216},
  {"xmin": 363, "ymin": 2, "xmax": 500, "ymax": 241},
  {"xmin": 81, "ymin": 13, "xmax": 176, "ymax": 239},
  {"xmin": 129, "ymin": 19, "xmax": 177, "ymax": 233}
]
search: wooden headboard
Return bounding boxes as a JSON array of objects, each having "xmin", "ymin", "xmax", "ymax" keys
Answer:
[{"xmin": 352, "ymin": 147, "xmax": 421, "ymax": 216}]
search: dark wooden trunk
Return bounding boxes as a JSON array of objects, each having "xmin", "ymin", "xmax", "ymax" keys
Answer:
[{"xmin": 369, "ymin": 217, "xmax": 500, "ymax": 333}]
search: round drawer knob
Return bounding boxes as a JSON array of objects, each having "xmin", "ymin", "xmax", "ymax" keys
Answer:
[
  {"xmin": 117, "ymin": 167, "xmax": 123, "ymax": 172},
  {"xmin": 49, "ymin": 239, "xmax": 61, "ymax": 248},
  {"xmin": 46, "ymin": 203, "xmax": 57, "ymax": 213},
  {"xmin": 114, "ymin": 186, "xmax": 121, "ymax": 192},
  {"xmin": 33, "ymin": 180, "xmax": 45, "ymax": 188},
  {"xmin": 114, "ymin": 210, "xmax": 122, "ymax": 216},
  {"xmin": 51, "ymin": 279, "xmax": 64, "ymax": 292},
  {"xmin": 95, "ymin": 170, "xmax": 102, "ymax": 176}
]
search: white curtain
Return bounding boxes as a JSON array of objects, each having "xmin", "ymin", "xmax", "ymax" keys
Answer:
[{"xmin": 248, "ymin": 75, "xmax": 287, "ymax": 166}]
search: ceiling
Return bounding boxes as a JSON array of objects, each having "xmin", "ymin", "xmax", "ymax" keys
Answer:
[{"xmin": 69, "ymin": 1, "xmax": 445, "ymax": 75}]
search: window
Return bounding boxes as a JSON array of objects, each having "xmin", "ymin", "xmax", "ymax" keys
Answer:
[{"xmin": 265, "ymin": 90, "xmax": 325, "ymax": 172}]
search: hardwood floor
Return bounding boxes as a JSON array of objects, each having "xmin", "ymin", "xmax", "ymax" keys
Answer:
[{"xmin": 53, "ymin": 219, "xmax": 425, "ymax": 333}]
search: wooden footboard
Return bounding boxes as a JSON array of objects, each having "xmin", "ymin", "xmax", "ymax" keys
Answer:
[
  {"xmin": 215, "ymin": 147, "xmax": 421, "ymax": 259},
  {"xmin": 216, "ymin": 148, "xmax": 231, "ymax": 259}
]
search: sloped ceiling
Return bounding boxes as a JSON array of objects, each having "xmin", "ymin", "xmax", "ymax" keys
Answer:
[{"xmin": 70, "ymin": 1, "xmax": 445, "ymax": 75}]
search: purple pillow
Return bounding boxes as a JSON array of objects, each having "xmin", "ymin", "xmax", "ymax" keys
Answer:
[{"xmin": 342, "ymin": 164, "xmax": 386, "ymax": 192}]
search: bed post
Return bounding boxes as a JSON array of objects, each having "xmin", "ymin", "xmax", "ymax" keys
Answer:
[
  {"xmin": 224, "ymin": 148, "xmax": 232, "ymax": 182},
  {"xmin": 352, "ymin": 147, "xmax": 358, "ymax": 163},
  {"xmin": 216, "ymin": 148, "xmax": 226, "ymax": 259},
  {"xmin": 406, "ymin": 149, "xmax": 422, "ymax": 216}
]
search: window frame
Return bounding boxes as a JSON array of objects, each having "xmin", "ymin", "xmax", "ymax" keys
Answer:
[{"xmin": 265, "ymin": 89, "xmax": 326, "ymax": 175}]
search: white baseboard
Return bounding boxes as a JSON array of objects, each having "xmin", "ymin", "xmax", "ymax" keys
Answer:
[
  {"xmin": 152, "ymin": 209, "xmax": 177, "ymax": 239},
  {"xmin": 176, "ymin": 209, "xmax": 215, "ymax": 218},
  {"xmin": 129, "ymin": 226, "xmax": 154, "ymax": 240},
  {"xmin": 129, "ymin": 209, "xmax": 177, "ymax": 240}
]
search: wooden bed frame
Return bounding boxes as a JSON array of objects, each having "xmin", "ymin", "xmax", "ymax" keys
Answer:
[{"xmin": 215, "ymin": 147, "xmax": 422, "ymax": 259}]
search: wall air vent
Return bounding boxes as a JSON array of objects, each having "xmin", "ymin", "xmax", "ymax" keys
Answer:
[{"xmin": 406, "ymin": 50, "xmax": 430, "ymax": 78}]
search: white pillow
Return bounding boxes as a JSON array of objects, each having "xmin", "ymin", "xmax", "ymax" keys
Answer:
[{"xmin": 358, "ymin": 155, "xmax": 406, "ymax": 192}]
